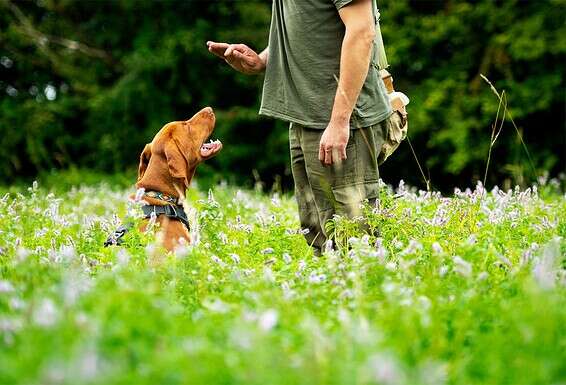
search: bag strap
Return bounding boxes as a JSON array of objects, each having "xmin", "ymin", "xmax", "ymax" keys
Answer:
[{"xmin": 373, "ymin": 1, "xmax": 389, "ymax": 70}]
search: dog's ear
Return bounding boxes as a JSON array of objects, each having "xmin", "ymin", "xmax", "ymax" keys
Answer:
[
  {"xmin": 137, "ymin": 143, "xmax": 152, "ymax": 181},
  {"xmin": 164, "ymin": 138, "xmax": 193, "ymax": 188}
]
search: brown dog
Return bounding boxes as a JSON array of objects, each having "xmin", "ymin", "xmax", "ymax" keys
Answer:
[{"xmin": 134, "ymin": 106, "xmax": 222, "ymax": 251}]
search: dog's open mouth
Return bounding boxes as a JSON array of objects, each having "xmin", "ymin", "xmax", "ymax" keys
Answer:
[{"xmin": 200, "ymin": 139, "xmax": 223, "ymax": 159}]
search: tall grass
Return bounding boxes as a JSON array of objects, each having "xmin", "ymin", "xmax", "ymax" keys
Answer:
[{"xmin": 0, "ymin": 175, "xmax": 564, "ymax": 384}]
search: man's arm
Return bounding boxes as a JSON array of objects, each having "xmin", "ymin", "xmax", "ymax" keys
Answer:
[
  {"xmin": 207, "ymin": 41, "xmax": 268, "ymax": 75},
  {"xmin": 319, "ymin": 0, "xmax": 376, "ymax": 165}
]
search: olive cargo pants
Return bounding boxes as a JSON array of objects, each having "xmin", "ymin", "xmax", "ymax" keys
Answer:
[{"xmin": 289, "ymin": 118, "xmax": 388, "ymax": 251}]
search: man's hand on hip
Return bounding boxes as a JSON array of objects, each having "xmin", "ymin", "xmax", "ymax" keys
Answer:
[
  {"xmin": 206, "ymin": 41, "xmax": 266, "ymax": 75},
  {"xmin": 318, "ymin": 120, "xmax": 349, "ymax": 166}
]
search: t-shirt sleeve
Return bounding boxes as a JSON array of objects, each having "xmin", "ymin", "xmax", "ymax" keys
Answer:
[{"xmin": 333, "ymin": 0, "xmax": 354, "ymax": 10}]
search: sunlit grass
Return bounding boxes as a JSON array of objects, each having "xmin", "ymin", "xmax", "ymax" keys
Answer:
[{"xmin": 0, "ymin": 177, "xmax": 564, "ymax": 385}]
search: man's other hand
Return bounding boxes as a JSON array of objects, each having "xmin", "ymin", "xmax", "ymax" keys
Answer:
[
  {"xmin": 318, "ymin": 121, "xmax": 349, "ymax": 166},
  {"xmin": 206, "ymin": 41, "xmax": 266, "ymax": 75}
]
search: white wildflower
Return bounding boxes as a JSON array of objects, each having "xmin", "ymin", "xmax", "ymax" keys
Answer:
[
  {"xmin": 261, "ymin": 247, "xmax": 274, "ymax": 255},
  {"xmin": 9, "ymin": 297, "xmax": 26, "ymax": 311},
  {"xmin": 207, "ymin": 189, "xmax": 216, "ymax": 203},
  {"xmin": 62, "ymin": 270, "xmax": 92, "ymax": 306},
  {"xmin": 33, "ymin": 298, "xmax": 58, "ymax": 327},
  {"xmin": 339, "ymin": 289, "xmax": 354, "ymax": 299},
  {"xmin": 324, "ymin": 239, "xmax": 334, "ymax": 254},
  {"xmin": 348, "ymin": 237, "xmax": 361, "ymax": 247},
  {"xmin": 202, "ymin": 298, "xmax": 229, "ymax": 313},
  {"xmin": 271, "ymin": 194, "xmax": 281, "ymax": 206},
  {"xmin": 258, "ymin": 309, "xmax": 278, "ymax": 331},
  {"xmin": 75, "ymin": 312, "xmax": 89, "ymax": 327},
  {"xmin": 419, "ymin": 360, "xmax": 448, "ymax": 385},
  {"xmin": 401, "ymin": 240, "xmax": 422, "ymax": 256},
  {"xmin": 282, "ymin": 253, "xmax": 292, "ymax": 264},
  {"xmin": 145, "ymin": 243, "xmax": 157, "ymax": 257},
  {"xmin": 134, "ymin": 187, "xmax": 145, "ymax": 202},
  {"xmin": 385, "ymin": 261, "xmax": 396, "ymax": 271},
  {"xmin": 77, "ymin": 347, "xmax": 99, "ymax": 380},
  {"xmin": 382, "ymin": 281, "xmax": 396, "ymax": 294},
  {"xmin": 477, "ymin": 271, "xmax": 489, "ymax": 281},
  {"xmin": 16, "ymin": 247, "xmax": 30, "ymax": 263},
  {"xmin": 35, "ymin": 227, "xmax": 48, "ymax": 238},
  {"xmin": 393, "ymin": 239, "xmax": 403, "ymax": 250},
  {"xmin": 452, "ymin": 255, "xmax": 472, "ymax": 278},
  {"xmin": 375, "ymin": 241, "xmax": 388, "ymax": 262},
  {"xmin": 175, "ymin": 240, "xmax": 190, "ymax": 259},
  {"xmin": 281, "ymin": 281, "xmax": 295, "ymax": 300},
  {"xmin": 432, "ymin": 242, "xmax": 443, "ymax": 255},
  {"xmin": 210, "ymin": 255, "xmax": 226, "ymax": 268},
  {"xmin": 263, "ymin": 267, "xmax": 275, "ymax": 283},
  {"xmin": 0, "ymin": 318, "xmax": 22, "ymax": 333},
  {"xmin": 497, "ymin": 253, "xmax": 513, "ymax": 269},
  {"xmin": 467, "ymin": 234, "xmax": 477, "ymax": 245},
  {"xmin": 308, "ymin": 272, "xmax": 326, "ymax": 284},
  {"xmin": 116, "ymin": 249, "xmax": 130, "ymax": 266},
  {"xmin": 418, "ymin": 295, "xmax": 431, "ymax": 310},
  {"xmin": 532, "ymin": 237, "xmax": 561, "ymax": 289},
  {"xmin": 397, "ymin": 179, "xmax": 407, "ymax": 195},
  {"xmin": 399, "ymin": 258, "xmax": 417, "ymax": 271},
  {"xmin": 230, "ymin": 253, "xmax": 240, "ymax": 264},
  {"xmin": 367, "ymin": 353, "xmax": 403, "ymax": 385},
  {"xmin": 0, "ymin": 280, "xmax": 14, "ymax": 293}
]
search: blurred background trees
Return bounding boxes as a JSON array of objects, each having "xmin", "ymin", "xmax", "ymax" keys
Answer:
[{"xmin": 1, "ymin": 0, "xmax": 564, "ymax": 191}]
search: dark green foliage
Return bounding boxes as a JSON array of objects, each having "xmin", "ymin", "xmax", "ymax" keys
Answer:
[{"xmin": 0, "ymin": 0, "xmax": 564, "ymax": 190}]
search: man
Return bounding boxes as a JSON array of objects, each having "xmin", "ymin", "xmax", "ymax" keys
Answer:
[{"xmin": 207, "ymin": 0, "xmax": 392, "ymax": 253}]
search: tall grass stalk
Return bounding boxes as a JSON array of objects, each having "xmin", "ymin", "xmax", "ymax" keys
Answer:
[{"xmin": 480, "ymin": 74, "xmax": 537, "ymax": 187}]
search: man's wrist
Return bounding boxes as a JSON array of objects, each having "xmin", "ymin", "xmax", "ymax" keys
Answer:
[{"xmin": 329, "ymin": 113, "xmax": 351, "ymax": 128}]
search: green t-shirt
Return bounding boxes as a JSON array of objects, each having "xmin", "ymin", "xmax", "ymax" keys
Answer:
[{"xmin": 259, "ymin": 0, "xmax": 391, "ymax": 129}]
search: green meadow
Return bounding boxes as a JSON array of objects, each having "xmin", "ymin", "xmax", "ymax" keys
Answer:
[{"xmin": 0, "ymin": 176, "xmax": 564, "ymax": 385}]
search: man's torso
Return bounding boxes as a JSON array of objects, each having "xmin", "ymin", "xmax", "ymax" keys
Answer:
[{"xmin": 259, "ymin": 0, "xmax": 391, "ymax": 129}]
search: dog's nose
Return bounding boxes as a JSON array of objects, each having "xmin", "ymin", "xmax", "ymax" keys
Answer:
[{"xmin": 202, "ymin": 106, "xmax": 214, "ymax": 115}]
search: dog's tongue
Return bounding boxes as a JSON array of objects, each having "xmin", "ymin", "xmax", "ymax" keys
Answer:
[{"xmin": 200, "ymin": 139, "xmax": 223, "ymax": 158}]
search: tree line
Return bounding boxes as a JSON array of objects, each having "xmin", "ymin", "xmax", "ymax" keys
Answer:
[{"xmin": 1, "ymin": 0, "xmax": 564, "ymax": 191}]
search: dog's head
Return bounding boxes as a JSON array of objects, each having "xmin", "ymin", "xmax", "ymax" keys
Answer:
[{"xmin": 137, "ymin": 107, "xmax": 222, "ymax": 191}]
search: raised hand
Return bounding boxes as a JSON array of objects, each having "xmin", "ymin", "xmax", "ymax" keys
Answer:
[{"xmin": 206, "ymin": 41, "xmax": 266, "ymax": 75}]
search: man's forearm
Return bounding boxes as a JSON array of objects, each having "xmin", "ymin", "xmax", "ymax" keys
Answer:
[{"xmin": 330, "ymin": 27, "xmax": 375, "ymax": 126}]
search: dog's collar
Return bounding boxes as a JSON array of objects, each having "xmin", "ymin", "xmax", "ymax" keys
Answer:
[
  {"xmin": 103, "ymin": 203, "xmax": 190, "ymax": 247},
  {"xmin": 144, "ymin": 190, "xmax": 180, "ymax": 205}
]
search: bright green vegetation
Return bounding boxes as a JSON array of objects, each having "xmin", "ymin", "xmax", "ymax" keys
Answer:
[{"xmin": 0, "ymin": 178, "xmax": 564, "ymax": 385}]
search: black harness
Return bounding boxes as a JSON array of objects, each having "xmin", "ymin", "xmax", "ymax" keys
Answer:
[
  {"xmin": 141, "ymin": 204, "xmax": 190, "ymax": 229},
  {"xmin": 104, "ymin": 203, "xmax": 190, "ymax": 247}
]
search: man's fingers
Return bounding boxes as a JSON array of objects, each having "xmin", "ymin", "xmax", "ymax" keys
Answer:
[
  {"xmin": 318, "ymin": 143, "xmax": 325, "ymax": 162},
  {"xmin": 324, "ymin": 147, "xmax": 333, "ymax": 165},
  {"xmin": 232, "ymin": 51, "xmax": 256, "ymax": 67},
  {"xmin": 207, "ymin": 41, "xmax": 230, "ymax": 58},
  {"xmin": 231, "ymin": 43, "xmax": 251, "ymax": 52},
  {"xmin": 225, "ymin": 44, "xmax": 243, "ymax": 57},
  {"xmin": 341, "ymin": 146, "xmax": 347, "ymax": 161}
]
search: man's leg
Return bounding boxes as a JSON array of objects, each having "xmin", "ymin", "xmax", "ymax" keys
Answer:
[
  {"xmin": 289, "ymin": 123, "xmax": 327, "ymax": 253},
  {"xmin": 300, "ymin": 118, "xmax": 389, "ymax": 244}
]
